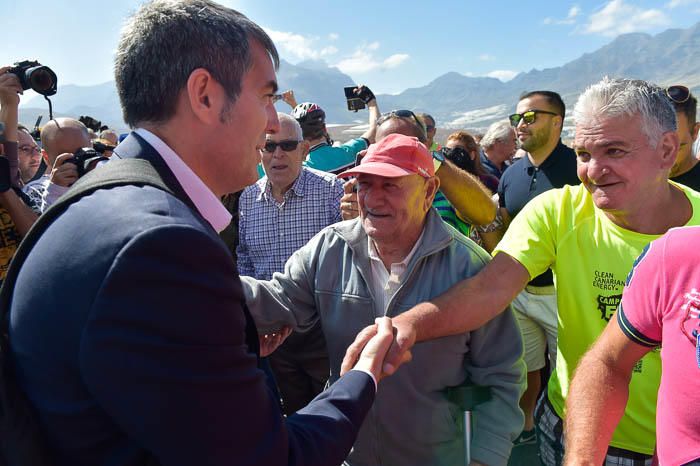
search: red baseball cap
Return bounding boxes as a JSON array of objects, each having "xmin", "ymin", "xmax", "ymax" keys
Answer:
[{"xmin": 338, "ymin": 133, "xmax": 434, "ymax": 179}]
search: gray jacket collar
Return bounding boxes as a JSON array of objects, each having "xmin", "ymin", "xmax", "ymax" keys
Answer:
[{"xmin": 331, "ymin": 208, "xmax": 454, "ymax": 274}]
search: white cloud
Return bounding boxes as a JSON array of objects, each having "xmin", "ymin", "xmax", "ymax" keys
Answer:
[
  {"xmin": 478, "ymin": 54, "xmax": 495, "ymax": 61},
  {"xmin": 544, "ymin": 5, "xmax": 581, "ymax": 25},
  {"xmin": 383, "ymin": 54, "xmax": 410, "ymax": 68},
  {"xmin": 486, "ymin": 70, "xmax": 518, "ymax": 81},
  {"xmin": 264, "ymin": 28, "xmax": 339, "ymax": 61},
  {"xmin": 328, "ymin": 33, "xmax": 339, "ymax": 41},
  {"xmin": 582, "ymin": 0, "xmax": 670, "ymax": 37},
  {"xmin": 666, "ymin": 0, "xmax": 700, "ymax": 7},
  {"xmin": 334, "ymin": 44, "xmax": 410, "ymax": 74}
]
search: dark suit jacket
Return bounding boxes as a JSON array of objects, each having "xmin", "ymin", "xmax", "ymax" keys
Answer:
[{"xmin": 8, "ymin": 132, "xmax": 374, "ymax": 466}]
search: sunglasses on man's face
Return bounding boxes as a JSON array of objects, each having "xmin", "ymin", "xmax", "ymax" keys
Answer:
[
  {"xmin": 666, "ymin": 85, "xmax": 691, "ymax": 104},
  {"xmin": 263, "ymin": 140, "xmax": 301, "ymax": 153},
  {"xmin": 509, "ymin": 110, "xmax": 559, "ymax": 127}
]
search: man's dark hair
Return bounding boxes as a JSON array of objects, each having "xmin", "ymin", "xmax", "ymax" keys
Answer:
[
  {"xmin": 115, "ymin": 0, "xmax": 279, "ymax": 128},
  {"xmin": 673, "ymin": 93, "xmax": 697, "ymax": 128},
  {"xmin": 519, "ymin": 90, "xmax": 566, "ymax": 119},
  {"xmin": 17, "ymin": 124, "xmax": 31, "ymax": 135}
]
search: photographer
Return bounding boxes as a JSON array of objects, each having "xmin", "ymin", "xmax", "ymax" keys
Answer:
[
  {"xmin": 285, "ymin": 86, "xmax": 380, "ymax": 175},
  {"xmin": 0, "ymin": 66, "xmax": 39, "ymax": 283},
  {"xmin": 23, "ymin": 117, "xmax": 92, "ymax": 212}
]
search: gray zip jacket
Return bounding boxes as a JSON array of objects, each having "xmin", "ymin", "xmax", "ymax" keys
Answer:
[{"xmin": 242, "ymin": 209, "xmax": 525, "ymax": 466}]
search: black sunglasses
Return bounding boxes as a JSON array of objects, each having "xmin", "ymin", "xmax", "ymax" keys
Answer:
[
  {"xmin": 666, "ymin": 85, "xmax": 691, "ymax": 104},
  {"xmin": 263, "ymin": 140, "xmax": 301, "ymax": 153},
  {"xmin": 509, "ymin": 110, "xmax": 559, "ymax": 127},
  {"xmin": 376, "ymin": 109, "xmax": 425, "ymax": 130}
]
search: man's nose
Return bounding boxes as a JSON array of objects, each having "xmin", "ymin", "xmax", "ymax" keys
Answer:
[{"xmin": 266, "ymin": 105, "xmax": 280, "ymax": 134}]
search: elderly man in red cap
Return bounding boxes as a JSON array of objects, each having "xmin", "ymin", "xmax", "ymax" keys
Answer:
[{"xmin": 241, "ymin": 133, "xmax": 525, "ymax": 466}]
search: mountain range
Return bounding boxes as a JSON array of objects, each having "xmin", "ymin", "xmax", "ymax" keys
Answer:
[{"xmin": 19, "ymin": 21, "xmax": 700, "ymax": 135}]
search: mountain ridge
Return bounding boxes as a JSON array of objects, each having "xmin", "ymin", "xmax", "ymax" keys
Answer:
[{"xmin": 20, "ymin": 21, "xmax": 700, "ymax": 132}]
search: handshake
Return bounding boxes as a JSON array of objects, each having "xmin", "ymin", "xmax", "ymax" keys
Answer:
[
  {"xmin": 261, "ymin": 317, "xmax": 415, "ymax": 383},
  {"xmin": 340, "ymin": 317, "xmax": 415, "ymax": 382}
]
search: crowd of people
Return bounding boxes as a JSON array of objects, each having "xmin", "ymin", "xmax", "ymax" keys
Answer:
[{"xmin": 1, "ymin": 1, "xmax": 700, "ymax": 466}]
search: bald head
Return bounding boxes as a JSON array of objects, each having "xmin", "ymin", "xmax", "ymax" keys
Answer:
[
  {"xmin": 41, "ymin": 118, "xmax": 91, "ymax": 165},
  {"xmin": 376, "ymin": 118, "xmax": 427, "ymax": 144}
]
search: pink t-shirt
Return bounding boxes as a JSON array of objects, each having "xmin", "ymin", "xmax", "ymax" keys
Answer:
[{"xmin": 618, "ymin": 225, "xmax": 700, "ymax": 465}]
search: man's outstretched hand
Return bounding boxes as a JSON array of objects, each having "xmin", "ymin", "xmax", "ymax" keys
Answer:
[{"xmin": 341, "ymin": 317, "xmax": 415, "ymax": 380}]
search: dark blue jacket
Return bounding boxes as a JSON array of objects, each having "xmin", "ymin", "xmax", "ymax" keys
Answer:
[{"xmin": 8, "ymin": 132, "xmax": 374, "ymax": 466}]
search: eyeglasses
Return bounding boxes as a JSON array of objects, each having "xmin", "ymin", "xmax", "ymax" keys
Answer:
[
  {"xmin": 509, "ymin": 110, "xmax": 559, "ymax": 127},
  {"xmin": 18, "ymin": 145, "xmax": 41, "ymax": 154},
  {"xmin": 666, "ymin": 85, "xmax": 691, "ymax": 104},
  {"xmin": 263, "ymin": 140, "xmax": 301, "ymax": 153},
  {"xmin": 376, "ymin": 109, "xmax": 425, "ymax": 130}
]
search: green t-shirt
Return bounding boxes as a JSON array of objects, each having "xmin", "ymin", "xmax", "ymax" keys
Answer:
[{"xmin": 494, "ymin": 182, "xmax": 700, "ymax": 454}]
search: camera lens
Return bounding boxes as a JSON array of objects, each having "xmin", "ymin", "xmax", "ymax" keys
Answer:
[{"xmin": 28, "ymin": 67, "xmax": 55, "ymax": 94}]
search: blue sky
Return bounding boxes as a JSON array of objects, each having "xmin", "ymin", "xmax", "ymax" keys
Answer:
[{"xmin": 4, "ymin": 0, "xmax": 700, "ymax": 98}]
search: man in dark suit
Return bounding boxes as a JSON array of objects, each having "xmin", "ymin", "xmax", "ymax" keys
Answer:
[{"xmin": 6, "ymin": 1, "xmax": 399, "ymax": 465}]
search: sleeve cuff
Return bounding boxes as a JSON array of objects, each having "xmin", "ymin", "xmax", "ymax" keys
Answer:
[
  {"xmin": 350, "ymin": 368, "xmax": 377, "ymax": 392},
  {"xmin": 616, "ymin": 305, "xmax": 660, "ymax": 348}
]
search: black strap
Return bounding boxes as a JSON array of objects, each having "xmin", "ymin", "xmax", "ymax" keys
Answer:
[{"xmin": 0, "ymin": 158, "xmax": 173, "ymax": 332}]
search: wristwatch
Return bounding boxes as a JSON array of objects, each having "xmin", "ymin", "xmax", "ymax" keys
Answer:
[{"xmin": 431, "ymin": 150, "xmax": 444, "ymax": 172}]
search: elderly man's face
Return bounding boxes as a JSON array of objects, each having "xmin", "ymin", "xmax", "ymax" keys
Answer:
[
  {"xmin": 357, "ymin": 173, "xmax": 436, "ymax": 247},
  {"xmin": 574, "ymin": 113, "xmax": 678, "ymax": 215},
  {"xmin": 262, "ymin": 120, "xmax": 307, "ymax": 191}
]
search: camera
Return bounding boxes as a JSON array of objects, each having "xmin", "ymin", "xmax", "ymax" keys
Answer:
[
  {"xmin": 344, "ymin": 85, "xmax": 375, "ymax": 112},
  {"xmin": 79, "ymin": 115, "xmax": 104, "ymax": 133},
  {"xmin": 344, "ymin": 86, "xmax": 365, "ymax": 112},
  {"xmin": 92, "ymin": 140, "xmax": 116, "ymax": 155},
  {"xmin": 67, "ymin": 147, "xmax": 109, "ymax": 177},
  {"xmin": 8, "ymin": 60, "xmax": 57, "ymax": 96}
]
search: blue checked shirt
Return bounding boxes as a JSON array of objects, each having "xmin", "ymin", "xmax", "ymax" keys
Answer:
[{"xmin": 237, "ymin": 167, "xmax": 344, "ymax": 280}]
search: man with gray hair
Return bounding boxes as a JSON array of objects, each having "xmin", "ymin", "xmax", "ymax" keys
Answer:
[
  {"xmin": 7, "ymin": 1, "xmax": 400, "ymax": 465},
  {"xmin": 344, "ymin": 77, "xmax": 700, "ymax": 465},
  {"xmin": 238, "ymin": 112, "xmax": 343, "ymax": 414},
  {"xmin": 480, "ymin": 120, "xmax": 516, "ymax": 179}
]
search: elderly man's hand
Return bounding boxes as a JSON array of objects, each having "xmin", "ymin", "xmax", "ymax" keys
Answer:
[
  {"xmin": 341, "ymin": 179, "xmax": 359, "ymax": 220},
  {"xmin": 259, "ymin": 326, "xmax": 292, "ymax": 357},
  {"xmin": 50, "ymin": 153, "xmax": 80, "ymax": 187},
  {"xmin": 346, "ymin": 317, "xmax": 409, "ymax": 382},
  {"xmin": 341, "ymin": 318, "xmax": 414, "ymax": 380}
]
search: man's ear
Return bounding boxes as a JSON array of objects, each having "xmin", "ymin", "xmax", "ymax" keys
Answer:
[
  {"xmin": 424, "ymin": 176, "xmax": 440, "ymax": 209},
  {"xmin": 692, "ymin": 122, "xmax": 700, "ymax": 141},
  {"xmin": 659, "ymin": 130, "xmax": 680, "ymax": 169},
  {"xmin": 41, "ymin": 149, "xmax": 49, "ymax": 165},
  {"xmin": 300, "ymin": 140, "xmax": 310, "ymax": 157},
  {"xmin": 185, "ymin": 68, "xmax": 225, "ymax": 125}
]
